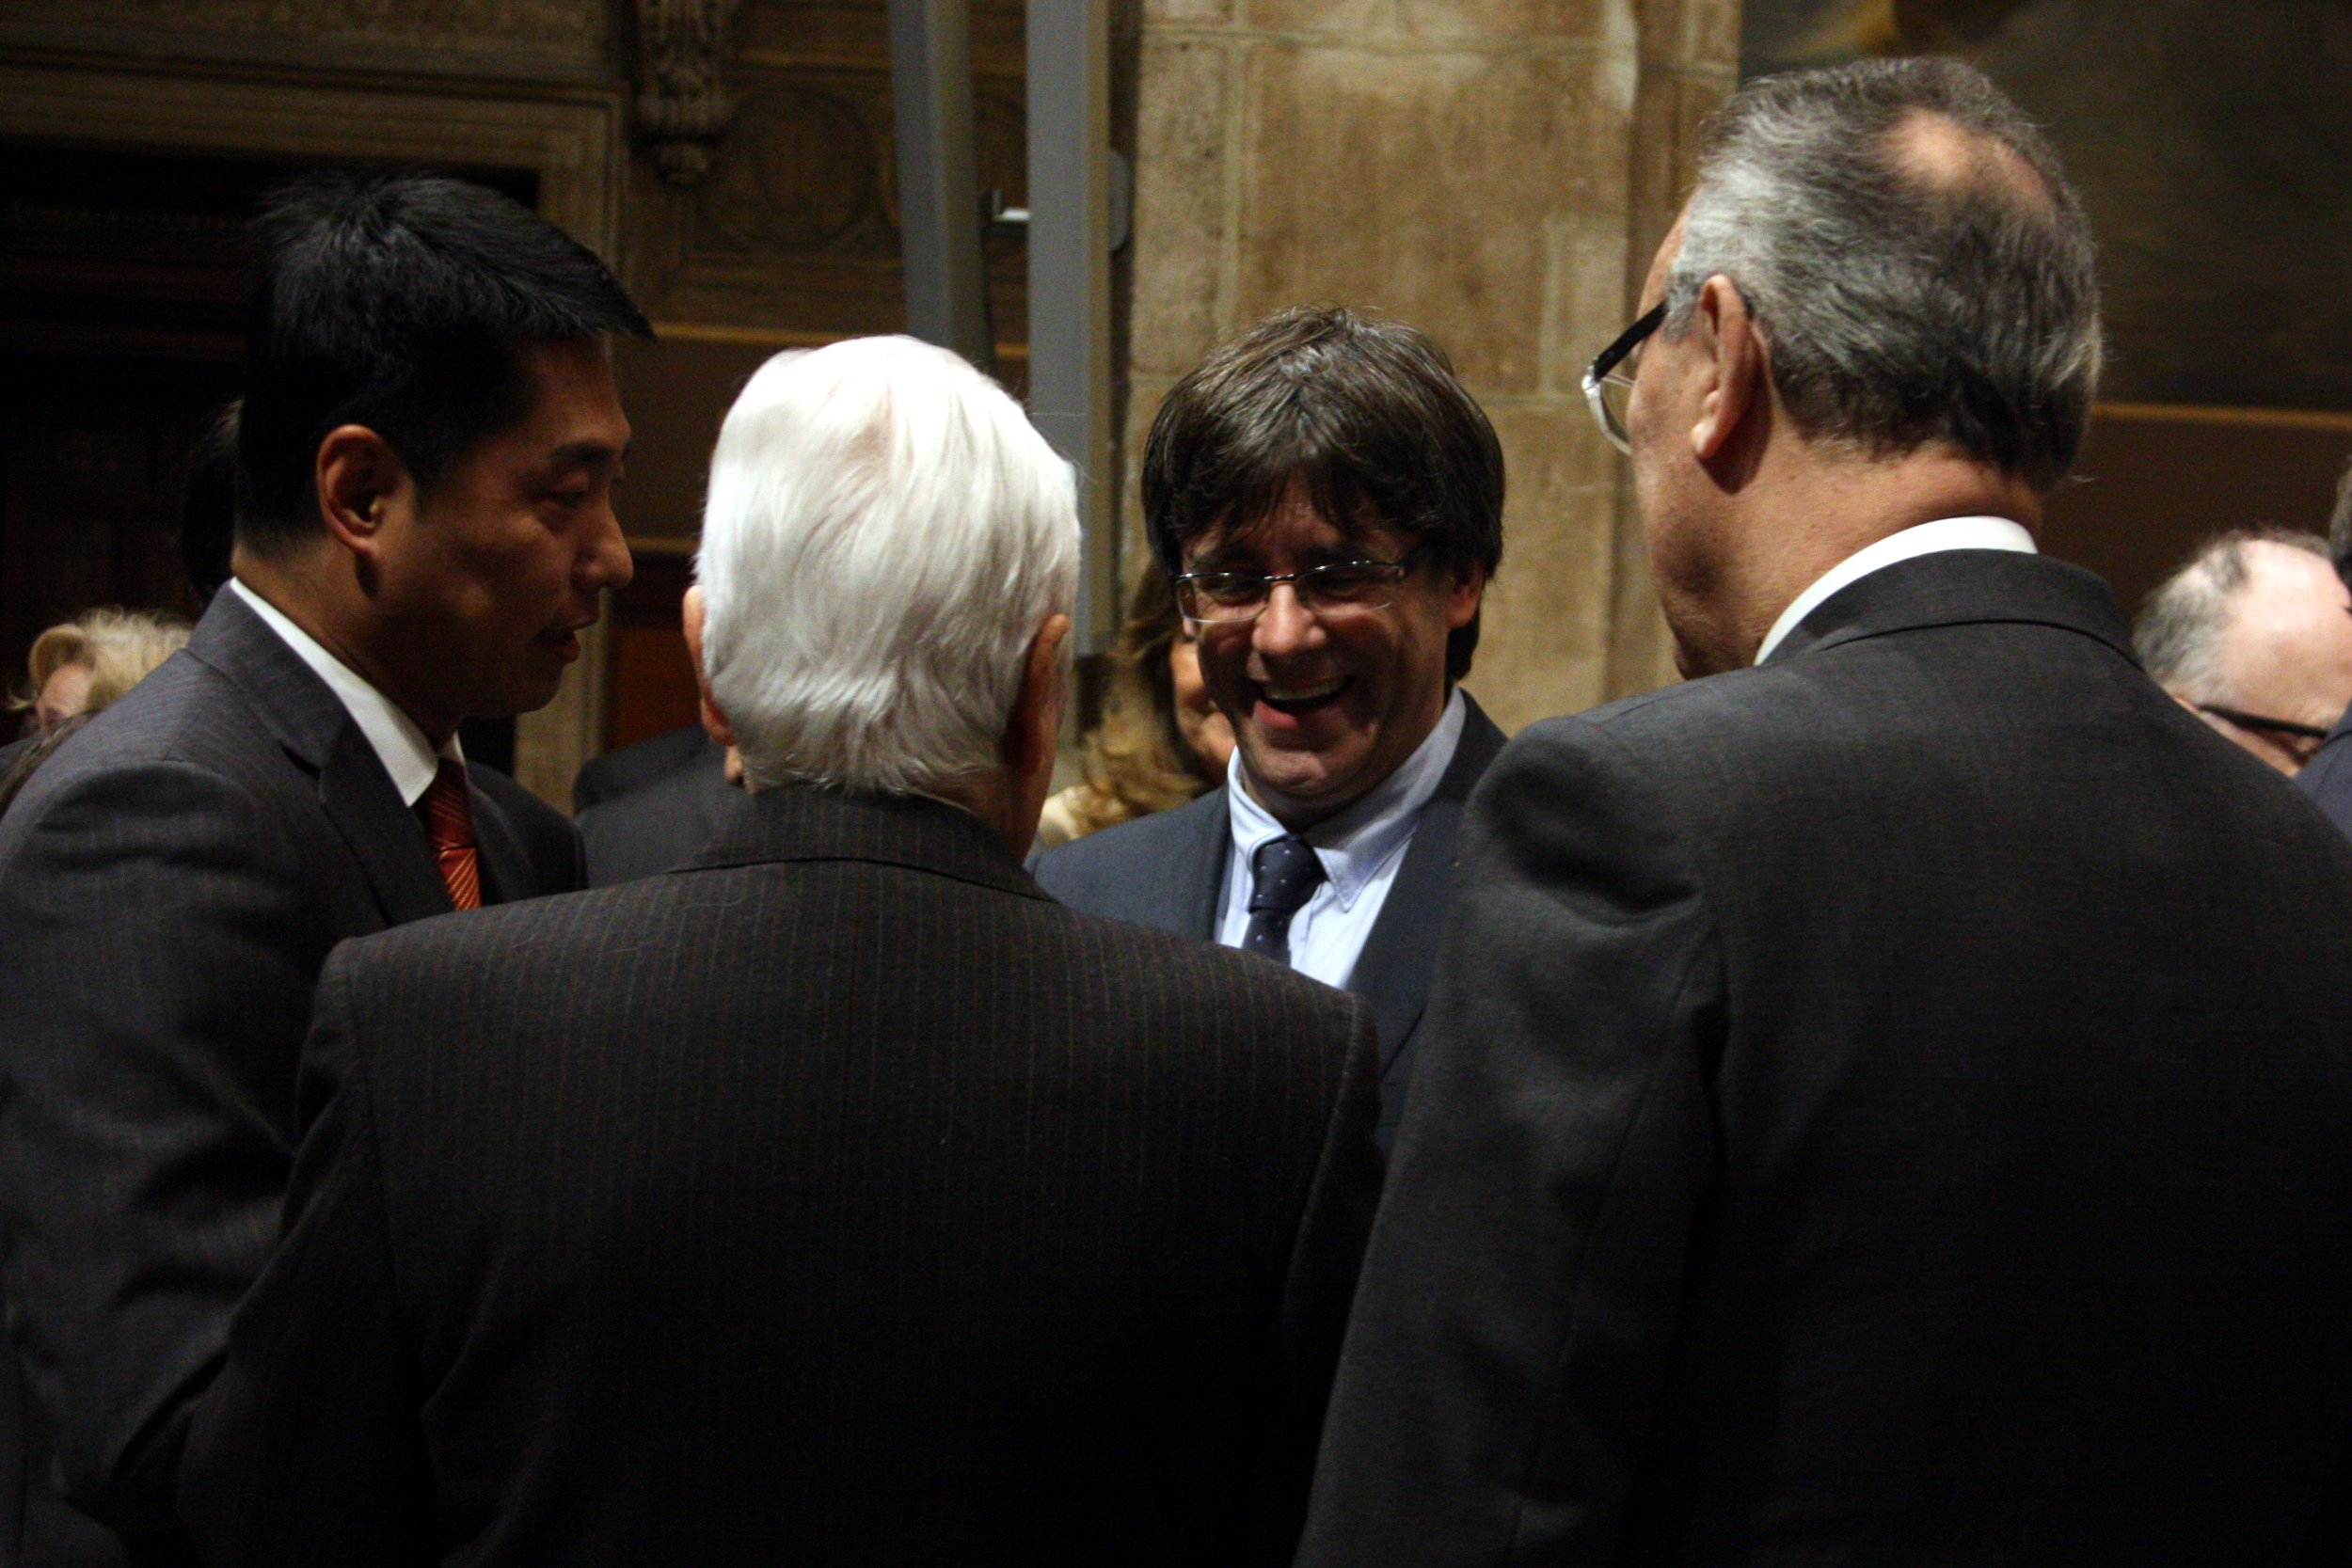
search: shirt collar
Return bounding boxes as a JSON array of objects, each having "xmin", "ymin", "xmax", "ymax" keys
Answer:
[
  {"xmin": 230, "ymin": 578, "xmax": 458, "ymax": 807},
  {"xmin": 1226, "ymin": 686, "xmax": 1467, "ymax": 911},
  {"xmin": 1754, "ymin": 515, "xmax": 2037, "ymax": 666}
]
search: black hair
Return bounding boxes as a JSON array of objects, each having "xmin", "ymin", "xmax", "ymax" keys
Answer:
[
  {"xmin": 1141, "ymin": 306, "xmax": 1504, "ymax": 680},
  {"xmin": 236, "ymin": 171, "xmax": 651, "ymax": 554}
]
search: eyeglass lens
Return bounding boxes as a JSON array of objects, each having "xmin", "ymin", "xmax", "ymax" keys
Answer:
[{"xmin": 1178, "ymin": 558, "xmax": 1417, "ymax": 622}]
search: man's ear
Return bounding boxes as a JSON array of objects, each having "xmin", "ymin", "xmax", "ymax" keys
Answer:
[
  {"xmin": 680, "ymin": 585, "xmax": 735, "ymax": 750},
  {"xmin": 1004, "ymin": 612, "xmax": 1072, "ymax": 784},
  {"xmin": 1442, "ymin": 559, "xmax": 1486, "ymax": 630},
  {"xmin": 1689, "ymin": 274, "xmax": 1769, "ymax": 464},
  {"xmin": 315, "ymin": 425, "xmax": 409, "ymax": 562}
]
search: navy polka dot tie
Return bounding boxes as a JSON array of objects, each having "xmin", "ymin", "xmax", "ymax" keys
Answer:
[{"xmin": 1244, "ymin": 835, "xmax": 1327, "ymax": 967}]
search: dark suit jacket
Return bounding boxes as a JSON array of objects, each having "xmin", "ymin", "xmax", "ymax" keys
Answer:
[
  {"xmin": 570, "ymin": 721, "xmax": 713, "ymax": 812},
  {"xmin": 1033, "ymin": 692, "xmax": 1506, "ymax": 1148},
  {"xmin": 0, "ymin": 588, "xmax": 579, "ymax": 1554},
  {"xmin": 2296, "ymin": 705, "xmax": 2352, "ymax": 837},
  {"xmin": 577, "ymin": 736, "xmax": 748, "ymax": 885},
  {"xmin": 1302, "ymin": 550, "xmax": 2352, "ymax": 1566},
  {"xmin": 181, "ymin": 784, "xmax": 1382, "ymax": 1566}
]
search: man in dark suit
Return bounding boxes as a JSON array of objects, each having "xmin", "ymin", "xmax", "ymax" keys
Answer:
[
  {"xmin": 576, "ymin": 731, "xmax": 747, "ymax": 883},
  {"xmin": 2296, "ymin": 463, "xmax": 2352, "ymax": 832},
  {"xmin": 1303, "ymin": 59, "xmax": 2352, "ymax": 1565},
  {"xmin": 0, "ymin": 172, "xmax": 645, "ymax": 1560},
  {"xmin": 1035, "ymin": 308, "xmax": 1507, "ymax": 1147},
  {"xmin": 180, "ymin": 333, "xmax": 1381, "ymax": 1565},
  {"xmin": 569, "ymin": 720, "xmax": 715, "ymax": 811}
]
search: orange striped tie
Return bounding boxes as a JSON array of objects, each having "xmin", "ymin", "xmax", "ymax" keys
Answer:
[{"xmin": 419, "ymin": 758, "xmax": 481, "ymax": 911}]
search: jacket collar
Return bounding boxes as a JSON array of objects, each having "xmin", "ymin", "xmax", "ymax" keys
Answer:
[
  {"xmin": 690, "ymin": 783, "xmax": 1048, "ymax": 903},
  {"xmin": 184, "ymin": 586, "xmax": 357, "ymax": 774},
  {"xmin": 187, "ymin": 589, "xmax": 455, "ymax": 925},
  {"xmin": 1763, "ymin": 549, "xmax": 2137, "ymax": 669}
]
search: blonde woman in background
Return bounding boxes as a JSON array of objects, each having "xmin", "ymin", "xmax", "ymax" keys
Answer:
[
  {"xmin": 1035, "ymin": 563, "xmax": 1235, "ymax": 848},
  {"xmin": 13, "ymin": 608, "xmax": 192, "ymax": 736},
  {"xmin": 2, "ymin": 608, "xmax": 191, "ymax": 816}
]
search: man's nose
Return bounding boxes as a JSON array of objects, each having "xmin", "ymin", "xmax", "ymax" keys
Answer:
[
  {"xmin": 581, "ymin": 501, "xmax": 634, "ymax": 595},
  {"xmin": 1251, "ymin": 581, "xmax": 1325, "ymax": 658}
]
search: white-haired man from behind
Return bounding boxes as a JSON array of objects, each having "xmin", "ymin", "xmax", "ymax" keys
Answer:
[{"xmin": 180, "ymin": 335, "xmax": 1384, "ymax": 1568}]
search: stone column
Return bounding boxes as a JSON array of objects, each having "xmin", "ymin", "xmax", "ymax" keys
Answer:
[{"xmin": 1118, "ymin": 0, "xmax": 1740, "ymax": 730}]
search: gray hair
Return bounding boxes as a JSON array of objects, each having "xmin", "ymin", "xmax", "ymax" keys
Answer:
[
  {"xmin": 2134, "ymin": 530, "xmax": 2330, "ymax": 701},
  {"xmin": 1668, "ymin": 57, "xmax": 2102, "ymax": 491},
  {"xmin": 697, "ymin": 336, "xmax": 1079, "ymax": 795}
]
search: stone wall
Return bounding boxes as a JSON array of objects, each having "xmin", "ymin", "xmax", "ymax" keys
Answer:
[{"xmin": 1118, "ymin": 0, "xmax": 1740, "ymax": 728}]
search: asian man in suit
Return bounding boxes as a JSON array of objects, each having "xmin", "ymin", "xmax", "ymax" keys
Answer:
[
  {"xmin": 1304, "ymin": 58, "xmax": 2352, "ymax": 1564},
  {"xmin": 1034, "ymin": 308, "xmax": 1507, "ymax": 1148},
  {"xmin": 180, "ymin": 334, "xmax": 1381, "ymax": 1566},
  {"xmin": 0, "ymin": 172, "xmax": 646, "ymax": 1562}
]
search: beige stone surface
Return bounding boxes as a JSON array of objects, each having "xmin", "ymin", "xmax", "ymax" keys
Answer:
[
  {"xmin": 1128, "ymin": 37, "xmax": 1239, "ymax": 376},
  {"xmin": 1147, "ymin": 0, "xmax": 1239, "ymax": 24},
  {"xmin": 1234, "ymin": 42, "xmax": 1620, "ymax": 395},
  {"xmin": 1461, "ymin": 402, "xmax": 1619, "ymax": 728}
]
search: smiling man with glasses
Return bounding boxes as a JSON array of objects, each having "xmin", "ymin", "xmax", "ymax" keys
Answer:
[{"xmin": 1035, "ymin": 305, "xmax": 1508, "ymax": 1149}]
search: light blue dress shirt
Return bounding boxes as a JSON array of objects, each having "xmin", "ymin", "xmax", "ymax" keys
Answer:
[{"xmin": 1216, "ymin": 688, "xmax": 1468, "ymax": 990}]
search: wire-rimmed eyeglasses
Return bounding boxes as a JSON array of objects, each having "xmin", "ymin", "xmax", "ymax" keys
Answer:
[
  {"xmin": 1582, "ymin": 302, "xmax": 1666, "ymax": 456},
  {"xmin": 2196, "ymin": 703, "xmax": 2335, "ymax": 768},
  {"xmin": 1175, "ymin": 546, "xmax": 1434, "ymax": 624}
]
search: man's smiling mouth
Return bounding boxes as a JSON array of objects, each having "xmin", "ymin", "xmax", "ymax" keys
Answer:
[{"xmin": 1257, "ymin": 676, "xmax": 1350, "ymax": 717}]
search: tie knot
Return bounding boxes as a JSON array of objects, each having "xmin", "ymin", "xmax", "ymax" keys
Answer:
[
  {"xmin": 420, "ymin": 758, "xmax": 474, "ymax": 853},
  {"xmin": 1248, "ymin": 834, "xmax": 1326, "ymax": 920}
]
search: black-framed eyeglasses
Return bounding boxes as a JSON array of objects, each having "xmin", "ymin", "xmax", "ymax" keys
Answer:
[
  {"xmin": 1582, "ymin": 302, "xmax": 1666, "ymax": 456},
  {"xmin": 1176, "ymin": 545, "xmax": 1435, "ymax": 624},
  {"xmin": 2197, "ymin": 703, "xmax": 2334, "ymax": 766}
]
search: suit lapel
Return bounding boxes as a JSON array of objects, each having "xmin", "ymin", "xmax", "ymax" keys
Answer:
[
  {"xmin": 1349, "ymin": 694, "xmax": 1509, "ymax": 1072},
  {"xmin": 1172, "ymin": 788, "xmax": 1233, "ymax": 941},
  {"xmin": 466, "ymin": 776, "xmax": 537, "ymax": 907},
  {"xmin": 189, "ymin": 590, "xmax": 453, "ymax": 928},
  {"xmin": 315, "ymin": 723, "xmax": 454, "ymax": 927}
]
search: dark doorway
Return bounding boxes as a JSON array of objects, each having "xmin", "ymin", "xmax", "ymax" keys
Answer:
[{"xmin": 0, "ymin": 142, "xmax": 536, "ymax": 765}]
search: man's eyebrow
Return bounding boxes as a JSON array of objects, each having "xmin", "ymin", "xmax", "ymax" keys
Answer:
[{"xmin": 546, "ymin": 438, "xmax": 627, "ymax": 469}]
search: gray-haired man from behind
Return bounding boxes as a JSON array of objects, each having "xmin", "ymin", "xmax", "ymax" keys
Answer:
[
  {"xmin": 2134, "ymin": 529, "xmax": 2352, "ymax": 775},
  {"xmin": 181, "ymin": 336, "xmax": 1382, "ymax": 1567},
  {"xmin": 1304, "ymin": 57, "xmax": 2352, "ymax": 1565}
]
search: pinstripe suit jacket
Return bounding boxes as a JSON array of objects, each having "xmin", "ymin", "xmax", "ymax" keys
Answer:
[
  {"xmin": 182, "ymin": 784, "xmax": 1383, "ymax": 1567},
  {"xmin": 0, "ymin": 588, "xmax": 579, "ymax": 1557}
]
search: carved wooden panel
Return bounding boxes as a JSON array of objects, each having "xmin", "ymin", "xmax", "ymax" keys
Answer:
[
  {"xmin": 4, "ymin": 0, "xmax": 608, "ymax": 49},
  {"xmin": 626, "ymin": 0, "xmax": 1030, "ymax": 341}
]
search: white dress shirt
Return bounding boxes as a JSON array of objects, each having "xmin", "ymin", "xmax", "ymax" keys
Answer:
[
  {"xmin": 229, "ymin": 578, "xmax": 459, "ymax": 807},
  {"xmin": 1753, "ymin": 515, "xmax": 2038, "ymax": 665},
  {"xmin": 1216, "ymin": 687, "xmax": 1468, "ymax": 990}
]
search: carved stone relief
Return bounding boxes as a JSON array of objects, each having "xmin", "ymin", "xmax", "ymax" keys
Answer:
[
  {"xmin": 628, "ymin": 55, "xmax": 1027, "ymax": 338},
  {"xmin": 632, "ymin": 0, "xmax": 744, "ymax": 182}
]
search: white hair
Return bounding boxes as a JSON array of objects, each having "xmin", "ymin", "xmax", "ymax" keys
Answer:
[{"xmin": 697, "ymin": 336, "xmax": 1079, "ymax": 794}]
